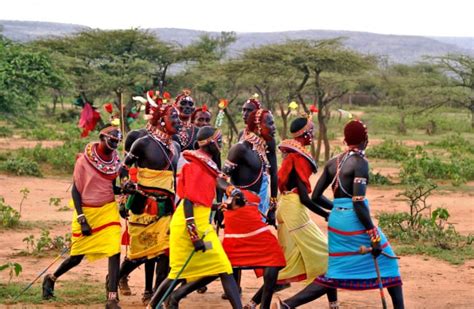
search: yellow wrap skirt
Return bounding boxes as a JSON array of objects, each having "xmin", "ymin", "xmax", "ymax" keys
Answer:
[
  {"xmin": 168, "ymin": 202, "xmax": 232, "ymax": 281},
  {"xmin": 127, "ymin": 213, "xmax": 171, "ymax": 260},
  {"xmin": 70, "ymin": 200, "xmax": 121, "ymax": 261},
  {"xmin": 276, "ymin": 192, "xmax": 328, "ymax": 283},
  {"xmin": 127, "ymin": 167, "xmax": 174, "ymax": 260}
]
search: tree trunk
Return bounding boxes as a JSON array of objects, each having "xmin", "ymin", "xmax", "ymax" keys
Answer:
[
  {"xmin": 315, "ymin": 124, "xmax": 323, "ymax": 161},
  {"xmin": 317, "ymin": 112, "xmax": 330, "ymax": 162},
  {"xmin": 279, "ymin": 103, "xmax": 288, "ymax": 140},
  {"xmin": 398, "ymin": 111, "xmax": 407, "ymax": 134}
]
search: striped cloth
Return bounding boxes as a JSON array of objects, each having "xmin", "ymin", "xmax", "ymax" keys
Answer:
[{"xmin": 314, "ymin": 198, "xmax": 402, "ymax": 290}]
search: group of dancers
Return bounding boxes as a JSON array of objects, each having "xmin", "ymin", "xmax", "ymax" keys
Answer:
[{"xmin": 41, "ymin": 89, "xmax": 404, "ymax": 308}]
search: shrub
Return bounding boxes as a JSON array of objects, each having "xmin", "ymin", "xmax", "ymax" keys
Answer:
[
  {"xmin": 0, "ymin": 262, "xmax": 22, "ymax": 283},
  {"xmin": 430, "ymin": 134, "xmax": 474, "ymax": 155},
  {"xmin": 0, "ymin": 197, "xmax": 21, "ymax": 228},
  {"xmin": 378, "ymin": 177, "xmax": 473, "ymax": 264},
  {"xmin": 369, "ymin": 170, "xmax": 392, "ymax": 185},
  {"xmin": 366, "ymin": 139, "xmax": 409, "ymax": 161},
  {"xmin": 0, "ymin": 127, "xmax": 13, "ymax": 138},
  {"xmin": 400, "ymin": 146, "xmax": 474, "ymax": 186},
  {"xmin": 22, "ymin": 229, "xmax": 70, "ymax": 256},
  {"xmin": 0, "ymin": 158, "xmax": 42, "ymax": 177}
]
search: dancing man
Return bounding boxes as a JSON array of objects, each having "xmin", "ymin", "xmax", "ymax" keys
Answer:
[
  {"xmin": 173, "ymin": 89, "xmax": 198, "ymax": 151},
  {"xmin": 118, "ymin": 94, "xmax": 181, "ymax": 305},
  {"xmin": 147, "ymin": 126, "xmax": 243, "ymax": 309},
  {"xmin": 239, "ymin": 96, "xmax": 278, "ymax": 225},
  {"xmin": 223, "ymin": 109, "xmax": 286, "ymax": 309},
  {"xmin": 274, "ymin": 120, "xmax": 404, "ymax": 308},
  {"xmin": 42, "ymin": 124, "xmax": 123, "ymax": 309}
]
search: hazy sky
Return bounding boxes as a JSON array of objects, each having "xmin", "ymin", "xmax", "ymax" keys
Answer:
[{"xmin": 1, "ymin": 0, "xmax": 473, "ymax": 37}]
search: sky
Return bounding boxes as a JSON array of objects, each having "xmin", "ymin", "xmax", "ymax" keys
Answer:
[{"xmin": 1, "ymin": 0, "xmax": 473, "ymax": 37}]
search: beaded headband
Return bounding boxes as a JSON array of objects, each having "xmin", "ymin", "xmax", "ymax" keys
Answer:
[
  {"xmin": 197, "ymin": 129, "xmax": 222, "ymax": 147},
  {"xmin": 291, "ymin": 117, "xmax": 313, "ymax": 138}
]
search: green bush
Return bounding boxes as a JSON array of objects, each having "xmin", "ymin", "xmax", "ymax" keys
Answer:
[
  {"xmin": 366, "ymin": 139, "xmax": 409, "ymax": 161},
  {"xmin": 429, "ymin": 134, "xmax": 474, "ymax": 155},
  {"xmin": 22, "ymin": 127, "xmax": 58, "ymax": 140},
  {"xmin": 369, "ymin": 170, "xmax": 392, "ymax": 185},
  {"xmin": 0, "ymin": 158, "xmax": 42, "ymax": 177},
  {"xmin": 0, "ymin": 127, "xmax": 13, "ymax": 137},
  {"xmin": 400, "ymin": 146, "xmax": 474, "ymax": 186},
  {"xmin": 0, "ymin": 197, "xmax": 21, "ymax": 228},
  {"xmin": 22, "ymin": 229, "xmax": 70, "ymax": 256},
  {"xmin": 12, "ymin": 139, "xmax": 88, "ymax": 174}
]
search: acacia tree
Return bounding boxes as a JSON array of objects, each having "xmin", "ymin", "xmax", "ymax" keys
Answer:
[
  {"xmin": 234, "ymin": 44, "xmax": 307, "ymax": 139},
  {"xmin": 433, "ymin": 54, "xmax": 474, "ymax": 128},
  {"xmin": 286, "ymin": 39, "xmax": 375, "ymax": 161},
  {"xmin": 173, "ymin": 32, "xmax": 240, "ymax": 140},
  {"xmin": 376, "ymin": 61, "xmax": 454, "ymax": 134},
  {"xmin": 35, "ymin": 29, "xmax": 182, "ymax": 130}
]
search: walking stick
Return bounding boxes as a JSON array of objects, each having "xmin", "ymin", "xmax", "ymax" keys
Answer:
[
  {"xmin": 372, "ymin": 255, "xmax": 388, "ymax": 309},
  {"xmin": 359, "ymin": 246, "xmax": 391, "ymax": 309},
  {"xmin": 13, "ymin": 238, "xmax": 79, "ymax": 301},
  {"xmin": 155, "ymin": 228, "xmax": 211, "ymax": 309}
]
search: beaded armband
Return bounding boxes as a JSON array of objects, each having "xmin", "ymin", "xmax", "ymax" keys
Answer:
[
  {"xmin": 367, "ymin": 227, "xmax": 381, "ymax": 243},
  {"xmin": 186, "ymin": 217, "xmax": 199, "ymax": 242}
]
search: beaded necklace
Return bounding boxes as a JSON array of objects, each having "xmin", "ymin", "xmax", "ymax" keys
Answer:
[
  {"xmin": 84, "ymin": 143, "xmax": 121, "ymax": 175},
  {"xmin": 278, "ymin": 139, "xmax": 317, "ymax": 172},
  {"xmin": 178, "ymin": 121, "xmax": 196, "ymax": 149},
  {"xmin": 146, "ymin": 124, "xmax": 176, "ymax": 165},
  {"xmin": 332, "ymin": 147, "xmax": 366, "ymax": 195}
]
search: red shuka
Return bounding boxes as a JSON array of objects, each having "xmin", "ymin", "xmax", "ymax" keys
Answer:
[
  {"xmin": 223, "ymin": 190, "xmax": 286, "ymax": 271},
  {"xmin": 177, "ymin": 151, "xmax": 219, "ymax": 207},
  {"xmin": 278, "ymin": 152, "xmax": 314, "ymax": 193}
]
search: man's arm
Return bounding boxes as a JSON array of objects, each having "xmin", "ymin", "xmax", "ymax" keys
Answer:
[
  {"xmin": 295, "ymin": 176, "xmax": 329, "ymax": 219},
  {"xmin": 311, "ymin": 162, "xmax": 334, "ymax": 210},
  {"xmin": 72, "ymin": 183, "xmax": 92, "ymax": 236},
  {"xmin": 351, "ymin": 157, "xmax": 381, "ymax": 257},
  {"xmin": 183, "ymin": 199, "xmax": 205, "ymax": 252}
]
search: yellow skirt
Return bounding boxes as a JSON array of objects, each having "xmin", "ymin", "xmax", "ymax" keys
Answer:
[
  {"xmin": 276, "ymin": 193, "xmax": 328, "ymax": 283},
  {"xmin": 127, "ymin": 213, "xmax": 171, "ymax": 260},
  {"xmin": 168, "ymin": 202, "xmax": 232, "ymax": 281},
  {"xmin": 70, "ymin": 201, "xmax": 121, "ymax": 262}
]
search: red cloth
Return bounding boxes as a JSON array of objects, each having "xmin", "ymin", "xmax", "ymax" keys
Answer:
[
  {"xmin": 278, "ymin": 153, "xmax": 313, "ymax": 193},
  {"xmin": 73, "ymin": 154, "xmax": 116, "ymax": 206},
  {"xmin": 78, "ymin": 103, "xmax": 101, "ymax": 137},
  {"xmin": 177, "ymin": 157, "xmax": 217, "ymax": 207},
  {"xmin": 223, "ymin": 190, "xmax": 286, "ymax": 271}
]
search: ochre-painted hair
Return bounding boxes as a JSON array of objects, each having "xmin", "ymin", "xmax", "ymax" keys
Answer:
[
  {"xmin": 344, "ymin": 120, "xmax": 368, "ymax": 145},
  {"xmin": 247, "ymin": 109, "xmax": 271, "ymax": 134}
]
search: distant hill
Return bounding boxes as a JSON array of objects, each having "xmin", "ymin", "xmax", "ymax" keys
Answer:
[
  {"xmin": 1, "ymin": 20, "xmax": 473, "ymax": 64},
  {"xmin": 0, "ymin": 20, "xmax": 88, "ymax": 41}
]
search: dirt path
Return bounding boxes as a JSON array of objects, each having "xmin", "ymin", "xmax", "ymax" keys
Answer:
[{"xmin": 0, "ymin": 137, "xmax": 63, "ymax": 151}]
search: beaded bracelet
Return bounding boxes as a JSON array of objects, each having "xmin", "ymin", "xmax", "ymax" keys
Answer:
[{"xmin": 367, "ymin": 227, "xmax": 381, "ymax": 243}]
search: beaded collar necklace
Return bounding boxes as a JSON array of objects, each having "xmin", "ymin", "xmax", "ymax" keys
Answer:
[
  {"xmin": 146, "ymin": 123, "xmax": 175, "ymax": 158},
  {"xmin": 241, "ymin": 130, "xmax": 269, "ymax": 167},
  {"xmin": 279, "ymin": 139, "xmax": 317, "ymax": 172},
  {"xmin": 178, "ymin": 121, "xmax": 195, "ymax": 149},
  {"xmin": 84, "ymin": 143, "xmax": 121, "ymax": 175}
]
